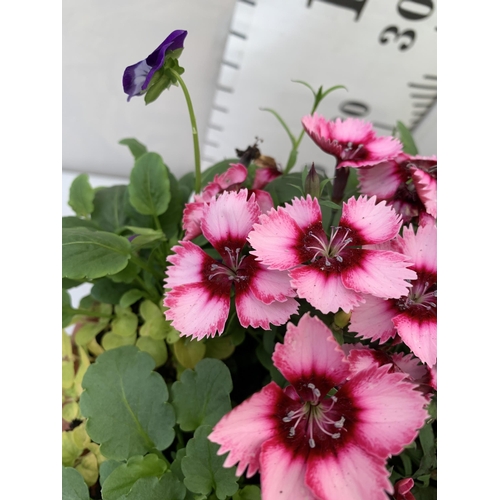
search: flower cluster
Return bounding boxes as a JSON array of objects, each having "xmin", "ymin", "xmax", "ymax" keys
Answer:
[{"xmin": 62, "ymin": 29, "xmax": 437, "ymax": 500}]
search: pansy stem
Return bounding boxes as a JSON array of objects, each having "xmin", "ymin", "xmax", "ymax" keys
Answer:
[{"xmin": 170, "ymin": 69, "xmax": 201, "ymax": 193}]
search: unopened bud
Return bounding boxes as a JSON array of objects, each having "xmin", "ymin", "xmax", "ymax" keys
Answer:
[
  {"xmin": 305, "ymin": 163, "xmax": 320, "ymax": 198},
  {"xmin": 334, "ymin": 309, "xmax": 351, "ymax": 329}
]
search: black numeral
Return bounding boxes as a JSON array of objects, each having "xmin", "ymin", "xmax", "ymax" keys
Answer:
[
  {"xmin": 379, "ymin": 26, "xmax": 416, "ymax": 51},
  {"xmin": 307, "ymin": 0, "xmax": 368, "ymax": 21},
  {"xmin": 397, "ymin": 0, "xmax": 434, "ymax": 20},
  {"xmin": 339, "ymin": 101, "xmax": 370, "ymax": 117}
]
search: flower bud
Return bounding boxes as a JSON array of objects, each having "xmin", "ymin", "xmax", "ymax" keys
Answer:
[{"xmin": 304, "ymin": 163, "xmax": 320, "ymax": 199}]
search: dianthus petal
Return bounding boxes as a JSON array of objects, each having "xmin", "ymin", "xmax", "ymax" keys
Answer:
[
  {"xmin": 357, "ymin": 160, "xmax": 405, "ymax": 199},
  {"xmin": 235, "ymin": 287, "xmax": 298, "ymax": 330},
  {"xmin": 212, "ymin": 163, "xmax": 248, "ymax": 189},
  {"xmin": 348, "ymin": 295, "xmax": 398, "ymax": 344},
  {"xmin": 202, "ymin": 189, "xmax": 260, "ymax": 254},
  {"xmin": 260, "ymin": 438, "xmax": 315, "ymax": 500},
  {"xmin": 342, "ymin": 249, "xmax": 416, "ymax": 299},
  {"xmin": 208, "ymin": 382, "xmax": 283, "ymax": 478},
  {"xmin": 393, "ymin": 313, "xmax": 437, "ymax": 366},
  {"xmin": 305, "ymin": 443, "xmax": 393, "ymax": 500},
  {"xmin": 338, "ymin": 364, "xmax": 427, "ymax": 458},
  {"xmin": 400, "ymin": 219, "xmax": 437, "ymax": 275},
  {"xmin": 282, "ymin": 195, "xmax": 323, "ymax": 232},
  {"xmin": 272, "ymin": 313, "xmax": 350, "ymax": 398},
  {"xmin": 248, "ymin": 208, "xmax": 303, "ymax": 270},
  {"xmin": 165, "ymin": 241, "xmax": 207, "ymax": 288},
  {"xmin": 248, "ymin": 261, "xmax": 296, "ymax": 304},
  {"xmin": 340, "ymin": 195, "xmax": 402, "ymax": 245},
  {"xmin": 290, "ymin": 266, "xmax": 364, "ymax": 314},
  {"xmin": 411, "ymin": 168, "xmax": 437, "ymax": 218},
  {"xmin": 164, "ymin": 283, "xmax": 230, "ymax": 339}
]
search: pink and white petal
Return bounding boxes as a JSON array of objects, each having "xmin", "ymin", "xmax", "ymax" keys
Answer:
[
  {"xmin": 248, "ymin": 208, "xmax": 303, "ymax": 270},
  {"xmin": 165, "ymin": 241, "xmax": 210, "ymax": 289},
  {"xmin": 290, "ymin": 266, "xmax": 364, "ymax": 314},
  {"xmin": 391, "ymin": 352, "xmax": 429, "ymax": 383},
  {"xmin": 235, "ymin": 287, "xmax": 298, "ymax": 330},
  {"xmin": 400, "ymin": 218, "xmax": 437, "ymax": 274},
  {"xmin": 213, "ymin": 162, "xmax": 248, "ymax": 189},
  {"xmin": 340, "ymin": 195, "xmax": 402, "ymax": 244},
  {"xmin": 164, "ymin": 283, "xmax": 230, "ymax": 339},
  {"xmin": 394, "ymin": 478, "xmax": 416, "ymax": 500},
  {"xmin": 305, "ymin": 443, "xmax": 393, "ymax": 500},
  {"xmin": 331, "ymin": 117, "xmax": 376, "ymax": 143},
  {"xmin": 282, "ymin": 195, "xmax": 323, "ymax": 232},
  {"xmin": 342, "ymin": 249, "xmax": 416, "ymax": 299},
  {"xmin": 260, "ymin": 438, "xmax": 315, "ymax": 500},
  {"xmin": 252, "ymin": 166, "xmax": 282, "ymax": 190},
  {"xmin": 393, "ymin": 313, "xmax": 437, "ymax": 366},
  {"xmin": 357, "ymin": 160, "xmax": 405, "ymax": 199},
  {"xmin": 248, "ymin": 264, "xmax": 295, "ymax": 304},
  {"xmin": 346, "ymin": 348, "xmax": 392, "ymax": 375},
  {"xmin": 181, "ymin": 201, "xmax": 205, "ymax": 241},
  {"xmin": 252, "ymin": 189, "xmax": 274, "ymax": 215},
  {"xmin": 364, "ymin": 135, "xmax": 403, "ymax": 162},
  {"xmin": 272, "ymin": 313, "xmax": 350, "ymax": 396},
  {"xmin": 411, "ymin": 167, "xmax": 437, "ymax": 218},
  {"xmin": 201, "ymin": 189, "xmax": 260, "ymax": 251},
  {"xmin": 208, "ymin": 382, "xmax": 282, "ymax": 478},
  {"xmin": 339, "ymin": 364, "xmax": 427, "ymax": 458},
  {"xmin": 348, "ymin": 295, "xmax": 399, "ymax": 343}
]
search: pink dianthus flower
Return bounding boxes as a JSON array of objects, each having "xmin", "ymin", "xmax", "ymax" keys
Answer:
[
  {"xmin": 164, "ymin": 189, "xmax": 298, "ymax": 339},
  {"xmin": 208, "ymin": 313, "xmax": 427, "ymax": 500},
  {"xmin": 247, "ymin": 195, "xmax": 416, "ymax": 314},
  {"xmin": 301, "ymin": 114, "xmax": 402, "ymax": 168}
]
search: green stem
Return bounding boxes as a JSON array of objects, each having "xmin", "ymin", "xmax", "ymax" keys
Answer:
[
  {"xmin": 170, "ymin": 69, "xmax": 201, "ymax": 193},
  {"xmin": 129, "ymin": 255, "xmax": 162, "ymax": 279}
]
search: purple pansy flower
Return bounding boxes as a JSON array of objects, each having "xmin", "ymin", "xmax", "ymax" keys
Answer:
[{"xmin": 122, "ymin": 29, "xmax": 187, "ymax": 101}]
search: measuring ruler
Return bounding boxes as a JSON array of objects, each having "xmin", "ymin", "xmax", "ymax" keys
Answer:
[{"xmin": 203, "ymin": 0, "xmax": 437, "ymax": 170}]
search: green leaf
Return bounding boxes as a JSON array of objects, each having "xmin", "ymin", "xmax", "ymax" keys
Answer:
[
  {"xmin": 101, "ymin": 454, "xmax": 167, "ymax": 500},
  {"xmin": 119, "ymin": 289, "xmax": 145, "ymax": 308},
  {"xmin": 264, "ymin": 172, "xmax": 303, "ymax": 206},
  {"xmin": 101, "ymin": 331, "xmax": 137, "ymax": 351},
  {"xmin": 318, "ymin": 200, "xmax": 341, "ymax": 210},
  {"xmin": 62, "ymin": 216, "xmax": 100, "ymax": 230},
  {"xmin": 128, "ymin": 152, "xmax": 171, "ymax": 216},
  {"xmin": 413, "ymin": 422, "xmax": 436, "ymax": 477},
  {"xmin": 108, "ymin": 261, "xmax": 140, "ymax": 284},
  {"xmin": 123, "ymin": 473, "xmax": 186, "ymax": 500},
  {"xmin": 136, "ymin": 337, "xmax": 168, "ymax": 368},
  {"xmin": 158, "ymin": 171, "xmax": 184, "ymax": 238},
  {"xmin": 75, "ymin": 319, "xmax": 109, "ymax": 347},
  {"xmin": 204, "ymin": 336, "xmax": 235, "ymax": 360},
  {"xmin": 233, "ymin": 485, "xmax": 261, "ymax": 500},
  {"xmin": 119, "ymin": 138, "xmax": 148, "ymax": 160},
  {"xmin": 69, "ymin": 174, "xmax": 95, "ymax": 218},
  {"xmin": 260, "ymin": 108, "xmax": 296, "ymax": 146},
  {"xmin": 63, "ymin": 289, "xmax": 76, "ymax": 328},
  {"xmin": 62, "ymin": 228, "xmax": 131, "ymax": 280},
  {"xmin": 63, "ymin": 277, "xmax": 84, "ymax": 289},
  {"xmin": 182, "ymin": 426, "xmax": 239, "ymax": 500},
  {"xmin": 395, "ymin": 121, "xmax": 419, "ymax": 155},
  {"xmin": 173, "ymin": 338, "xmax": 206, "ymax": 369},
  {"xmin": 99, "ymin": 460, "xmax": 123, "ymax": 487},
  {"xmin": 80, "ymin": 346, "xmax": 176, "ymax": 460},
  {"xmin": 412, "ymin": 484, "xmax": 437, "ymax": 500},
  {"xmin": 172, "ymin": 358, "xmax": 232, "ymax": 431},
  {"xmin": 91, "ymin": 278, "xmax": 136, "ymax": 305},
  {"xmin": 91, "ymin": 186, "xmax": 130, "ymax": 233},
  {"xmin": 62, "ymin": 467, "xmax": 90, "ymax": 500},
  {"xmin": 111, "ymin": 306, "xmax": 138, "ymax": 337}
]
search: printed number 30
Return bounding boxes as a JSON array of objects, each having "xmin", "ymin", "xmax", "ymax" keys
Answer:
[{"xmin": 379, "ymin": 26, "xmax": 416, "ymax": 51}]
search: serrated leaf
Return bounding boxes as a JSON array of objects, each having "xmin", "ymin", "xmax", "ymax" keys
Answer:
[
  {"xmin": 124, "ymin": 473, "xmax": 186, "ymax": 500},
  {"xmin": 172, "ymin": 358, "xmax": 232, "ymax": 431},
  {"xmin": 128, "ymin": 152, "xmax": 171, "ymax": 216},
  {"xmin": 396, "ymin": 121, "xmax": 419, "ymax": 155},
  {"xmin": 62, "ymin": 228, "xmax": 131, "ymax": 280},
  {"xmin": 174, "ymin": 338, "xmax": 206, "ymax": 369},
  {"xmin": 62, "ymin": 467, "xmax": 90, "ymax": 500},
  {"xmin": 182, "ymin": 425, "xmax": 239, "ymax": 500},
  {"xmin": 99, "ymin": 460, "xmax": 123, "ymax": 487},
  {"xmin": 119, "ymin": 138, "xmax": 148, "ymax": 160},
  {"xmin": 80, "ymin": 346, "xmax": 175, "ymax": 460},
  {"xmin": 136, "ymin": 337, "xmax": 168, "ymax": 368},
  {"xmin": 69, "ymin": 174, "xmax": 95, "ymax": 218},
  {"xmin": 101, "ymin": 454, "xmax": 167, "ymax": 500}
]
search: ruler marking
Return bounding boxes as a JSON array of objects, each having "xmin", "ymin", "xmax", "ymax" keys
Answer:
[
  {"xmin": 217, "ymin": 84, "xmax": 234, "ymax": 94},
  {"xmin": 410, "ymin": 93, "xmax": 436, "ymax": 99},
  {"xmin": 238, "ymin": 0, "xmax": 256, "ymax": 5},
  {"xmin": 230, "ymin": 29, "xmax": 248, "ymax": 40},
  {"xmin": 212, "ymin": 104, "xmax": 229, "ymax": 113},
  {"xmin": 222, "ymin": 60, "xmax": 240, "ymax": 70},
  {"xmin": 423, "ymin": 74, "xmax": 437, "ymax": 80},
  {"xmin": 408, "ymin": 83, "xmax": 437, "ymax": 90},
  {"xmin": 208, "ymin": 123, "xmax": 224, "ymax": 132},
  {"xmin": 372, "ymin": 122, "xmax": 394, "ymax": 131},
  {"xmin": 205, "ymin": 140, "xmax": 220, "ymax": 148}
]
